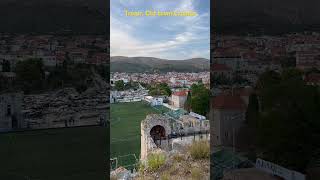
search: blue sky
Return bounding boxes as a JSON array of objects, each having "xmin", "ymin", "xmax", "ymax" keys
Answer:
[{"xmin": 111, "ymin": 0, "xmax": 210, "ymax": 60}]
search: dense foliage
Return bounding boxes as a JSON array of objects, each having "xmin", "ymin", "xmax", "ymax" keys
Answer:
[
  {"xmin": 114, "ymin": 80, "xmax": 125, "ymax": 91},
  {"xmin": 246, "ymin": 69, "xmax": 320, "ymax": 171},
  {"xmin": 148, "ymin": 83, "xmax": 172, "ymax": 97},
  {"xmin": 15, "ymin": 58, "xmax": 45, "ymax": 94},
  {"xmin": 186, "ymin": 83, "xmax": 210, "ymax": 116}
]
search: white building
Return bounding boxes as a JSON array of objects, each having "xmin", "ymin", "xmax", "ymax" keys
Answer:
[
  {"xmin": 170, "ymin": 77, "xmax": 176, "ymax": 84},
  {"xmin": 211, "ymin": 94, "xmax": 247, "ymax": 146},
  {"xmin": 41, "ymin": 56, "xmax": 58, "ymax": 67},
  {"xmin": 151, "ymin": 97, "xmax": 163, "ymax": 106},
  {"xmin": 171, "ymin": 90, "xmax": 188, "ymax": 108},
  {"xmin": 189, "ymin": 111, "xmax": 206, "ymax": 120},
  {"xmin": 110, "ymin": 78, "xmax": 115, "ymax": 87}
]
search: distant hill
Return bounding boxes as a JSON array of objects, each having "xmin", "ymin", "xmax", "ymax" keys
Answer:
[
  {"xmin": 213, "ymin": 0, "xmax": 320, "ymax": 35},
  {"xmin": 110, "ymin": 56, "xmax": 209, "ymax": 73},
  {"xmin": 0, "ymin": 0, "xmax": 108, "ymax": 34}
]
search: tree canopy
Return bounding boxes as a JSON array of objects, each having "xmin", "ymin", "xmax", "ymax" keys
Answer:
[
  {"xmin": 249, "ymin": 69, "xmax": 320, "ymax": 171},
  {"xmin": 148, "ymin": 83, "xmax": 172, "ymax": 97},
  {"xmin": 114, "ymin": 80, "xmax": 125, "ymax": 91},
  {"xmin": 188, "ymin": 83, "xmax": 211, "ymax": 116},
  {"xmin": 15, "ymin": 58, "xmax": 45, "ymax": 94}
]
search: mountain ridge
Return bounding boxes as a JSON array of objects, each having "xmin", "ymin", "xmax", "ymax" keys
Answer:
[{"xmin": 111, "ymin": 56, "xmax": 209, "ymax": 73}]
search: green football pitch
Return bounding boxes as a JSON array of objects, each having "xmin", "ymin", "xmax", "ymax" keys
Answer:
[
  {"xmin": 0, "ymin": 126, "xmax": 108, "ymax": 180},
  {"xmin": 110, "ymin": 101, "xmax": 169, "ymax": 169}
]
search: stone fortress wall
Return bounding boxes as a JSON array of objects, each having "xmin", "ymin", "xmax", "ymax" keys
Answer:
[{"xmin": 140, "ymin": 113, "xmax": 210, "ymax": 161}]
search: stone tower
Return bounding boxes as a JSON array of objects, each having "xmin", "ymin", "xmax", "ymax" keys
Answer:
[{"xmin": 140, "ymin": 114, "xmax": 171, "ymax": 161}]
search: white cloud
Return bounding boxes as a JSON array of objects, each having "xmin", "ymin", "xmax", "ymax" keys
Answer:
[
  {"xmin": 110, "ymin": 0, "xmax": 209, "ymax": 59},
  {"xmin": 175, "ymin": 0, "xmax": 196, "ymax": 11}
]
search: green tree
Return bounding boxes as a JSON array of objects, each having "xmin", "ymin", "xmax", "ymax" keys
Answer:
[
  {"xmin": 189, "ymin": 84, "xmax": 210, "ymax": 116},
  {"xmin": 245, "ymin": 93, "xmax": 259, "ymax": 128},
  {"xmin": 148, "ymin": 83, "xmax": 172, "ymax": 96},
  {"xmin": 256, "ymin": 70, "xmax": 281, "ymax": 110},
  {"xmin": 185, "ymin": 92, "xmax": 192, "ymax": 112},
  {"xmin": 115, "ymin": 80, "xmax": 125, "ymax": 91},
  {"xmin": 159, "ymin": 83, "xmax": 172, "ymax": 96},
  {"xmin": 15, "ymin": 58, "xmax": 45, "ymax": 94},
  {"xmin": 253, "ymin": 69, "xmax": 320, "ymax": 171},
  {"xmin": 124, "ymin": 80, "xmax": 139, "ymax": 90},
  {"xmin": 279, "ymin": 53, "xmax": 296, "ymax": 68}
]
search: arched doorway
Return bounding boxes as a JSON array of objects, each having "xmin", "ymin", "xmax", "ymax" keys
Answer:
[{"xmin": 150, "ymin": 125, "xmax": 166, "ymax": 147}]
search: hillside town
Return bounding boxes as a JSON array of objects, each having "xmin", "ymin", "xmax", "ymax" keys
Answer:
[
  {"xmin": 212, "ymin": 32, "xmax": 320, "ymax": 87},
  {"xmin": 211, "ymin": 32, "xmax": 320, "ymax": 180},
  {"xmin": 110, "ymin": 71, "xmax": 209, "ymax": 105},
  {"xmin": 0, "ymin": 34, "xmax": 108, "ymax": 67},
  {"xmin": 111, "ymin": 72, "xmax": 209, "ymax": 87},
  {"xmin": 110, "ymin": 71, "xmax": 210, "ymax": 121},
  {"xmin": 0, "ymin": 34, "xmax": 109, "ymax": 131}
]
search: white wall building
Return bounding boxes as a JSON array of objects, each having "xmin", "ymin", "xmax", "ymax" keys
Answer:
[
  {"xmin": 211, "ymin": 94, "xmax": 246, "ymax": 146},
  {"xmin": 171, "ymin": 91, "xmax": 188, "ymax": 108},
  {"xmin": 151, "ymin": 97, "xmax": 163, "ymax": 106}
]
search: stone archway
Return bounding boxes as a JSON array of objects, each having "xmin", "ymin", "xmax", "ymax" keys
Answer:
[
  {"xmin": 150, "ymin": 125, "xmax": 166, "ymax": 146},
  {"xmin": 140, "ymin": 114, "xmax": 172, "ymax": 160}
]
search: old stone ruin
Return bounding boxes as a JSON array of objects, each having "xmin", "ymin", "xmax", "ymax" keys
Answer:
[
  {"xmin": 111, "ymin": 113, "xmax": 210, "ymax": 180},
  {"xmin": 140, "ymin": 113, "xmax": 210, "ymax": 161}
]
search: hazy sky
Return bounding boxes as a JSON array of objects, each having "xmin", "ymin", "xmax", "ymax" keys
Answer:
[{"xmin": 111, "ymin": 0, "xmax": 210, "ymax": 59}]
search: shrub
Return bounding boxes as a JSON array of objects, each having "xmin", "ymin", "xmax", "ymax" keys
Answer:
[
  {"xmin": 147, "ymin": 152, "xmax": 166, "ymax": 171},
  {"xmin": 189, "ymin": 140, "xmax": 210, "ymax": 160},
  {"xmin": 136, "ymin": 161, "xmax": 146, "ymax": 173},
  {"xmin": 191, "ymin": 167, "xmax": 203, "ymax": 180}
]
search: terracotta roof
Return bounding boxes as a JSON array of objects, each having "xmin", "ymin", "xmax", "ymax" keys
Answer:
[
  {"xmin": 173, "ymin": 91, "xmax": 188, "ymax": 96},
  {"xmin": 212, "ymin": 64, "xmax": 231, "ymax": 71},
  {"xmin": 212, "ymin": 95, "xmax": 246, "ymax": 110}
]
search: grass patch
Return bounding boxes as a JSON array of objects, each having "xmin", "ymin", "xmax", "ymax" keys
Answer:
[
  {"xmin": 137, "ymin": 161, "xmax": 146, "ymax": 174},
  {"xmin": 147, "ymin": 152, "xmax": 166, "ymax": 171},
  {"xmin": 191, "ymin": 167, "xmax": 203, "ymax": 180},
  {"xmin": 0, "ymin": 126, "xmax": 108, "ymax": 180},
  {"xmin": 189, "ymin": 140, "xmax": 210, "ymax": 160}
]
